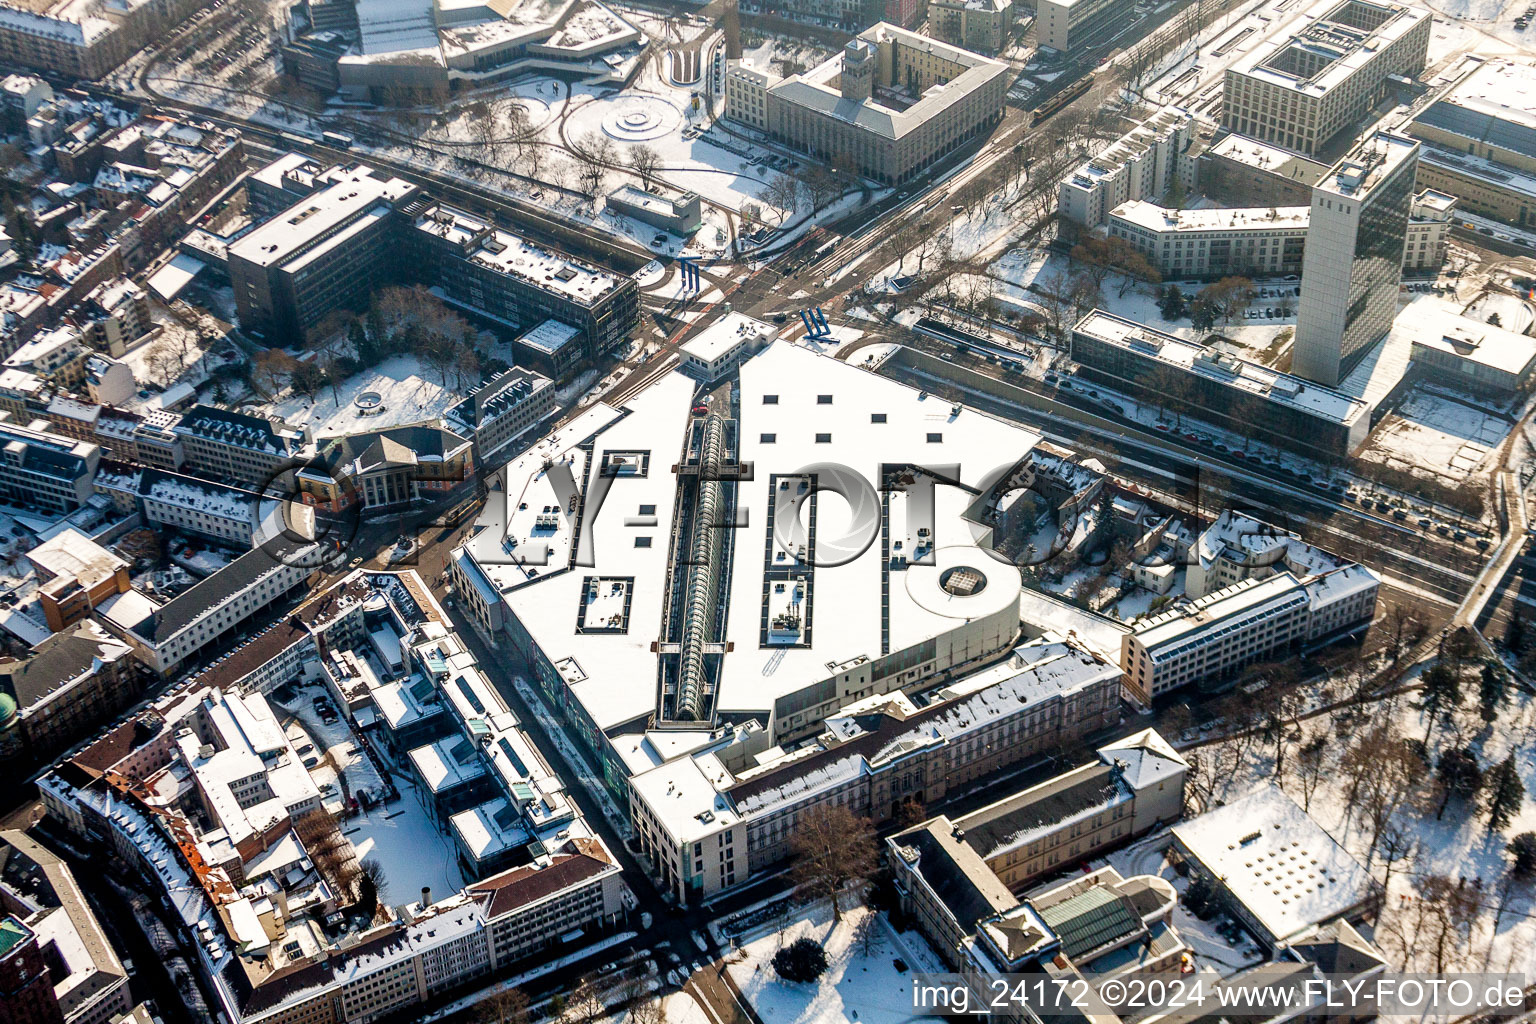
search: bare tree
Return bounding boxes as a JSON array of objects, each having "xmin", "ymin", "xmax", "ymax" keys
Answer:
[
  {"xmin": 789, "ymin": 804, "xmax": 878, "ymax": 920},
  {"xmin": 565, "ymin": 977, "xmax": 606, "ymax": 1024},
  {"xmin": 762, "ymin": 172, "xmax": 802, "ymax": 221},
  {"xmin": 571, "ymin": 133, "xmax": 616, "ymax": 198},
  {"xmin": 476, "ymin": 988, "xmax": 530, "ymax": 1024},
  {"xmin": 627, "ymin": 144, "xmax": 662, "ymax": 189}
]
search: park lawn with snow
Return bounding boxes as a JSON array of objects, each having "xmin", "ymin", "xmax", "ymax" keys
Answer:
[
  {"xmin": 1171, "ymin": 679, "xmax": 1536, "ymax": 981},
  {"xmin": 726, "ymin": 902, "xmax": 944, "ymax": 1024},
  {"xmin": 263, "ymin": 355, "xmax": 462, "ymax": 435}
]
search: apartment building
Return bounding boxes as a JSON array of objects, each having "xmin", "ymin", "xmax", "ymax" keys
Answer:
[
  {"xmin": 1107, "ymin": 201, "xmax": 1308, "ymax": 278},
  {"xmin": 1036, "ymin": 0, "xmax": 1135, "ymax": 54},
  {"xmin": 1058, "ymin": 107, "xmax": 1195, "ymax": 228},
  {"xmin": 1221, "ymin": 0, "xmax": 1431, "ymax": 157},
  {"xmin": 173, "ymin": 405, "xmax": 304, "ymax": 490},
  {"xmin": 1292, "ymin": 132, "xmax": 1419, "ymax": 387},
  {"xmin": 0, "ymin": 831, "xmax": 133, "ymax": 1024},
  {"xmin": 105, "ymin": 537, "xmax": 316, "ymax": 676},
  {"xmin": 444, "ymin": 366, "xmax": 556, "ymax": 464},
  {"xmin": 1070, "ymin": 310, "xmax": 1372, "ymax": 457},
  {"xmin": 0, "ymin": 0, "xmax": 205, "ymax": 79},
  {"xmin": 1407, "ymin": 58, "xmax": 1536, "ymax": 228},
  {"xmin": 227, "ymin": 164, "xmax": 420, "ymax": 340},
  {"xmin": 725, "ymin": 25, "xmax": 1009, "ymax": 187},
  {"xmin": 5, "ymin": 327, "xmax": 89, "ymax": 388},
  {"xmin": 629, "ymin": 637, "xmax": 1123, "ymax": 904},
  {"xmin": 38, "ymin": 570, "xmax": 627, "ymax": 1024},
  {"xmin": 0, "ymin": 420, "xmax": 100, "ymax": 514},
  {"xmin": 1120, "ymin": 565, "xmax": 1379, "ymax": 700}
]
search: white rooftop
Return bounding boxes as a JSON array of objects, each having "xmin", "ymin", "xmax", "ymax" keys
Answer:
[
  {"xmin": 680, "ymin": 311, "xmax": 775, "ymax": 364},
  {"xmin": 1172, "ymin": 784, "xmax": 1377, "ymax": 943},
  {"xmin": 1073, "ymin": 310, "xmax": 1369, "ymax": 427},
  {"xmin": 458, "ymin": 342, "xmax": 1041, "ymax": 734},
  {"xmin": 1392, "ymin": 295, "xmax": 1536, "ymax": 377},
  {"xmin": 1112, "ymin": 200, "xmax": 1309, "ymax": 233}
]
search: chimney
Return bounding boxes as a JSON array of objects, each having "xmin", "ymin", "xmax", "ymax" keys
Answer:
[{"xmin": 421, "ymin": 886, "xmax": 431, "ymax": 907}]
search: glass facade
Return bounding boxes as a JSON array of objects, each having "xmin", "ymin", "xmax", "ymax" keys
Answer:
[{"xmin": 1337, "ymin": 152, "xmax": 1416, "ymax": 375}]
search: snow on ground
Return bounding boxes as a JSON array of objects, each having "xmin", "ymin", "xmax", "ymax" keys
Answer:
[
  {"xmin": 344, "ymin": 784, "xmax": 466, "ymax": 909},
  {"xmin": 263, "ymin": 355, "xmax": 460, "ymax": 434},
  {"xmin": 1105, "ymin": 834, "xmax": 1267, "ymax": 973},
  {"xmin": 986, "ymin": 250, "xmax": 1298, "ymax": 356},
  {"xmin": 1174, "ymin": 682, "xmax": 1536, "ymax": 983},
  {"xmin": 726, "ymin": 901, "xmax": 944, "ymax": 1024},
  {"xmin": 1359, "ymin": 390, "xmax": 1512, "ymax": 482}
]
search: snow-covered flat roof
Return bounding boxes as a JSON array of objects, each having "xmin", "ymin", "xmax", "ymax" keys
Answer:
[
  {"xmin": 1133, "ymin": 573, "xmax": 1308, "ymax": 652},
  {"xmin": 1392, "ymin": 295, "xmax": 1536, "ymax": 377},
  {"xmin": 461, "ymin": 342, "xmax": 1042, "ymax": 737},
  {"xmin": 679, "ymin": 311, "xmax": 774, "ymax": 364},
  {"xmin": 1111, "ymin": 200, "xmax": 1309, "ymax": 235},
  {"xmin": 1171, "ymin": 784, "xmax": 1377, "ymax": 943},
  {"xmin": 413, "ymin": 203, "xmax": 620, "ymax": 308},
  {"xmin": 1228, "ymin": 0, "xmax": 1428, "ymax": 98},
  {"xmin": 1073, "ymin": 310, "xmax": 1370, "ymax": 427},
  {"xmin": 228, "ymin": 166, "xmax": 416, "ymax": 270}
]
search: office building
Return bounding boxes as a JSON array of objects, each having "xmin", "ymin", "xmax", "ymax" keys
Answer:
[
  {"xmin": 677, "ymin": 312, "xmax": 775, "ymax": 382},
  {"xmin": 26, "ymin": 529, "xmax": 131, "ymax": 633},
  {"xmin": 173, "ymin": 406, "xmax": 304, "ymax": 490},
  {"xmin": 227, "ymin": 164, "xmax": 420, "ymax": 340},
  {"xmin": 407, "ymin": 202, "xmax": 639, "ymax": 364},
  {"xmin": 629, "ymin": 637, "xmax": 1122, "ymax": 903},
  {"xmin": 1198, "ymin": 132, "xmax": 1329, "ymax": 207},
  {"xmin": 1392, "ymin": 295, "xmax": 1536, "ymax": 394},
  {"xmin": 915, "ymin": 729, "xmax": 1187, "ymax": 895},
  {"xmin": 1106, "ymin": 202, "xmax": 1308, "ymax": 278},
  {"xmin": 1221, "ymin": 0, "xmax": 1430, "ymax": 157},
  {"xmin": 1406, "ymin": 58, "xmax": 1536, "ymax": 227},
  {"xmin": 1036, "ymin": 0, "xmax": 1135, "ymax": 53},
  {"xmin": 1058, "ymin": 107, "xmax": 1195, "ymax": 228},
  {"xmin": 1120, "ymin": 565, "xmax": 1378, "ymax": 700},
  {"xmin": 445, "ymin": 366, "xmax": 556, "ymax": 465},
  {"xmin": 1404, "ymin": 189, "xmax": 1455, "ymax": 272},
  {"xmin": 1292, "ymin": 132, "xmax": 1419, "ymax": 387},
  {"xmin": 1186, "ymin": 510, "xmax": 1360, "ymax": 600},
  {"xmin": 1070, "ymin": 311, "xmax": 1372, "ymax": 456},
  {"xmin": 724, "ymin": 25, "xmax": 1009, "ymax": 186}
]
